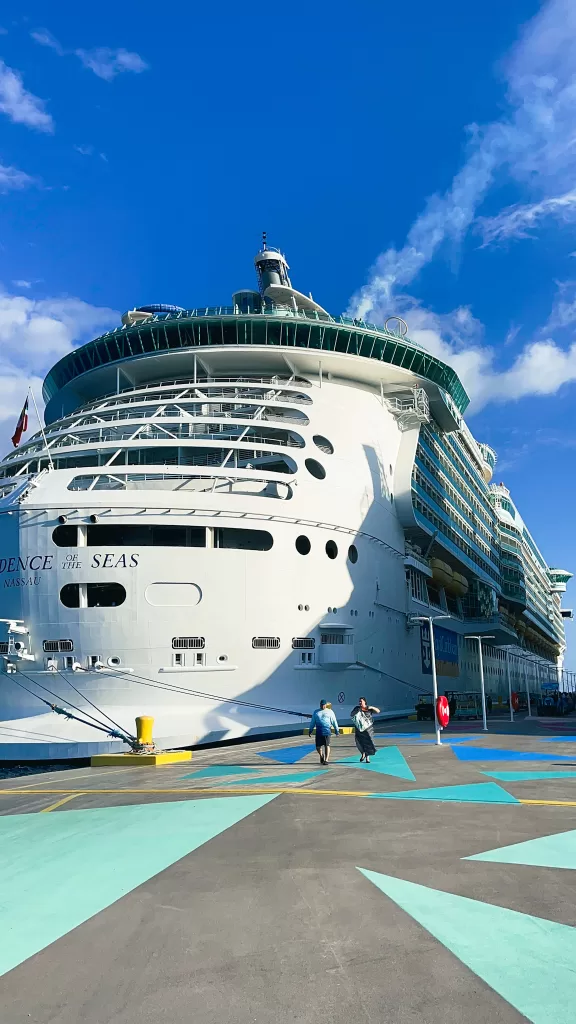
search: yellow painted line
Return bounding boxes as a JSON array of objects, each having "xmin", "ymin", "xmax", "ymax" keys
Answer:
[
  {"xmin": 0, "ymin": 787, "xmax": 369, "ymax": 797},
  {"xmin": 40, "ymin": 794, "xmax": 80, "ymax": 813},
  {"xmin": 12, "ymin": 766, "xmax": 148, "ymax": 790},
  {"xmin": 519, "ymin": 798, "xmax": 576, "ymax": 807},
  {"xmin": 3, "ymin": 789, "xmax": 575, "ymax": 804}
]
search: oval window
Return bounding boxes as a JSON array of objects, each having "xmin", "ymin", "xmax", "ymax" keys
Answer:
[
  {"xmin": 325, "ymin": 540, "xmax": 338, "ymax": 560},
  {"xmin": 312, "ymin": 435, "xmax": 334, "ymax": 455},
  {"xmin": 305, "ymin": 458, "xmax": 326, "ymax": 480},
  {"xmin": 145, "ymin": 583, "xmax": 202, "ymax": 607},
  {"xmin": 59, "ymin": 582, "xmax": 126, "ymax": 608},
  {"xmin": 296, "ymin": 535, "xmax": 311, "ymax": 555},
  {"xmin": 348, "ymin": 544, "xmax": 358, "ymax": 564}
]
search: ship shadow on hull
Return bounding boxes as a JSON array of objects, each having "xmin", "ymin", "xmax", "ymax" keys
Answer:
[{"xmin": 166, "ymin": 443, "xmax": 416, "ymax": 749}]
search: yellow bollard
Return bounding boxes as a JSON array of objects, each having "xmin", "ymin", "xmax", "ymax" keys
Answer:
[{"xmin": 136, "ymin": 715, "xmax": 154, "ymax": 747}]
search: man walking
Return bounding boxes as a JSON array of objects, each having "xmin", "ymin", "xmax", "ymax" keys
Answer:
[{"xmin": 309, "ymin": 699, "xmax": 339, "ymax": 764}]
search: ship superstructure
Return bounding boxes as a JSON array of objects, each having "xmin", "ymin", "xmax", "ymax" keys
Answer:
[{"xmin": 0, "ymin": 243, "xmax": 570, "ymax": 757}]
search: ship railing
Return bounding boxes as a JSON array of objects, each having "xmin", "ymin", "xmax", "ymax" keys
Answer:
[{"xmin": 96, "ymin": 303, "xmax": 427, "ymax": 350}]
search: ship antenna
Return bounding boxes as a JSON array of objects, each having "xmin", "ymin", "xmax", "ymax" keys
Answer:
[{"xmin": 262, "ymin": 230, "xmax": 267, "ymax": 251}]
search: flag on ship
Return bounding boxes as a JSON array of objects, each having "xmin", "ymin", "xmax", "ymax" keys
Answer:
[{"xmin": 12, "ymin": 397, "xmax": 29, "ymax": 448}]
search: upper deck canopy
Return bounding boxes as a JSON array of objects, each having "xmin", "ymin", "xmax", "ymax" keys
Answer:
[{"xmin": 42, "ymin": 305, "xmax": 469, "ymax": 423}]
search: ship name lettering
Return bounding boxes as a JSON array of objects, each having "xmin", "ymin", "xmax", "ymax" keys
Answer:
[
  {"xmin": 0, "ymin": 555, "xmax": 53, "ymax": 574},
  {"xmin": 90, "ymin": 553, "xmax": 139, "ymax": 569}
]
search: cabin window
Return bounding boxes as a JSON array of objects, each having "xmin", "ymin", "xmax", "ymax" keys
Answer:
[{"xmin": 60, "ymin": 582, "xmax": 126, "ymax": 608}]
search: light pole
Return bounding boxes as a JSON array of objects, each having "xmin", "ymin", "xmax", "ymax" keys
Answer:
[
  {"xmin": 505, "ymin": 648, "xmax": 514, "ymax": 723},
  {"xmin": 523, "ymin": 658, "xmax": 533, "ymax": 718},
  {"xmin": 464, "ymin": 635, "xmax": 495, "ymax": 732},
  {"xmin": 412, "ymin": 614, "xmax": 451, "ymax": 746}
]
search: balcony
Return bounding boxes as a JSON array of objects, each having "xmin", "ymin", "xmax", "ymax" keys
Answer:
[{"xmin": 461, "ymin": 613, "xmax": 518, "ymax": 646}]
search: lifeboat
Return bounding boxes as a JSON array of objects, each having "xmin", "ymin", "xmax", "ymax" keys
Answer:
[
  {"xmin": 451, "ymin": 572, "xmax": 469, "ymax": 597},
  {"xmin": 430, "ymin": 559, "xmax": 454, "ymax": 590}
]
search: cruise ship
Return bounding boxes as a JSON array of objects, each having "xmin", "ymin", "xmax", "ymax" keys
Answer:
[{"xmin": 0, "ymin": 243, "xmax": 571, "ymax": 758}]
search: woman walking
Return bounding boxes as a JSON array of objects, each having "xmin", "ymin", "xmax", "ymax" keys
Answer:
[{"xmin": 351, "ymin": 697, "xmax": 380, "ymax": 763}]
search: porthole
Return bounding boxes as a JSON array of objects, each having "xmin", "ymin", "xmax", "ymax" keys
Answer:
[
  {"xmin": 107, "ymin": 656, "xmax": 121, "ymax": 667},
  {"xmin": 312, "ymin": 435, "xmax": 334, "ymax": 455},
  {"xmin": 218, "ymin": 654, "xmax": 228, "ymax": 663},
  {"xmin": 305, "ymin": 458, "xmax": 326, "ymax": 480},
  {"xmin": 295, "ymin": 535, "xmax": 311, "ymax": 555},
  {"xmin": 325, "ymin": 540, "xmax": 338, "ymax": 560},
  {"xmin": 304, "ymin": 604, "xmax": 310, "ymax": 611},
  {"xmin": 298, "ymin": 603, "xmax": 303, "ymax": 611},
  {"xmin": 348, "ymin": 544, "xmax": 358, "ymax": 564}
]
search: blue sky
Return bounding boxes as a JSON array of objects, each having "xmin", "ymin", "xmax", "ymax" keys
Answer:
[{"xmin": 1, "ymin": 1, "xmax": 576, "ymax": 657}]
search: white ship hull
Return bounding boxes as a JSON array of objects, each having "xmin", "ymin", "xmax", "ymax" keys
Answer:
[{"xmin": 0, "ymin": 370, "xmax": 418, "ymax": 758}]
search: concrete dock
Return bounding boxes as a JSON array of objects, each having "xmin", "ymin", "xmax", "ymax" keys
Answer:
[{"xmin": 1, "ymin": 718, "xmax": 576, "ymax": 1023}]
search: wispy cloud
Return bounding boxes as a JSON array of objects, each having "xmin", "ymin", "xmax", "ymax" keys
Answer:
[
  {"xmin": 30, "ymin": 28, "xmax": 64, "ymax": 55},
  {"xmin": 0, "ymin": 162, "xmax": 35, "ymax": 193},
  {"xmin": 351, "ymin": 0, "xmax": 576, "ymax": 319},
  {"xmin": 31, "ymin": 29, "xmax": 149, "ymax": 82},
  {"xmin": 75, "ymin": 47, "xmax": 148, "ymax": 81},
  {"xmin": 541, "ymin": 279, "xmax": 576, "ymax": 332},
  {"xmin": 12, "ymin": 280, "xmax": 31, "ymax": 289},
  {"xmin": 0, "ymin": 60, "xmax": 53, "ymax": 133},
  {"xmin": 478, "ymin": 190, "xmax": 576, "ymax": 245},
  {"xmin": 349, "ymin": 0, "xmax": 576, "ymax": 413},
  {"xmin": 74, "ymin": 144, "xmax": 94, "ymax": 156}
]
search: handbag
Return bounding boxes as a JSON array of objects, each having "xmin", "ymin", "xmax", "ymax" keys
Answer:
[{"xmin": 352, "ymin": 710, "xmax": 370, "ymax": 732}]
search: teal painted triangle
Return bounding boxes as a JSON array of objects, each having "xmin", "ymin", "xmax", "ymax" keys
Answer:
[
  {"xmin": 338, "ymin": 746, "xmax": 415, "ymax": 781},
  {"xmin": 0, "ymin": 795, "xmax": 275, "ymax": 978},
  {"xmin": 482, "ymin": 770, "xmax": 576, "ymax": 782},
  {"xmin": 466, "ymin": 827, "xmax": 576, "ymax": 870},
  {"xmin": 358, "ymin": 868, "xmax": 576, "ymax": 1024},
  {"xmin": 222, "ymin": 771, "xmax": 327, "ymax": 786},
  {"xmin": 368, "ymin": 782, "xmax": 518, "ymax": 804},
  {"xmin": 258, "ymin": 744, "xmax": 316, "ymax": 764},
  {"xmin": 181, "ymin": 766, "xmax": 260, "ymax": 779}
]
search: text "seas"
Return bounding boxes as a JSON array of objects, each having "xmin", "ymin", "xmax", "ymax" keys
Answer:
[{"xmin": 90, "ymin": 553, "xmax": 139, "ymax": 568}]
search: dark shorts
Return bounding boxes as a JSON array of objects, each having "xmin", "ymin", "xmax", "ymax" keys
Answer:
[{"xmin": 315, "ymin": 733, "xmax": 331, "ymax": 749}]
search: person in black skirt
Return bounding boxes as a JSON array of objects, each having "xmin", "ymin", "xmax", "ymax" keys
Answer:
[{"xmin": 351, "ymin": 697, "xmax": 380, "ymax": 763}]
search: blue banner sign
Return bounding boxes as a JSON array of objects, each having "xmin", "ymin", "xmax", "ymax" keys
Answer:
[{"xmin": 420, "ymin": 623, "xmax": 460, "ymax": 678}]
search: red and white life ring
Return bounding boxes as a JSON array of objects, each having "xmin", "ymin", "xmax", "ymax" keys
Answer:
[
  {"xmin": 436, "ymin": 695, "xmax": 450, "ymax": 728},
  {"xmin": 511, "ymin": 691, "xmax": 520, "ymax": 712}
]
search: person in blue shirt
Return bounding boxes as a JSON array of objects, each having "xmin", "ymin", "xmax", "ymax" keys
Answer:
[{"xmin": 309, "ymin": 699, "xmax": 339, "ymax": 764}]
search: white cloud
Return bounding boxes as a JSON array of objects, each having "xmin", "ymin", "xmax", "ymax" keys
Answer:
[
  {"xmin": 31, "ymin": 29, "xmax": 149, "ymax": 83},
  {"xmin": 393, "ymin": 299, "xmax": 576, "ymax": 412},
  {"xmin": 350, "ymin": 0, "xmax": 576, "ymax": 321},
  {"xmin": 74, "ymin": 144, "xmax": 94, "ymax": 156},
  {"xmin": 0, "ymin": 287, "xmax": 118, "ymax": 453},
  {"xmin": 0, "ymin": 162, "xmax": 35, "ymax": 193},
  {"xmin": 478, "ymin": 190, "xmax": 576, "ymax": 245},
  {"xmin": 348, "ymin": 0, "xmax": 576, "ymax": 413},
  {"xmin": 75, "ymin": 47, "xmax": 148, "ymax": 81},
  {"xmin": 30, "ymin": 28, "xmax": 64, "ymax": 55},
  {"xmin": 0, "ymin": 60, "xmax": 53, "ymax": 133},
  {"xmin": 540, "ymin": 279, "xmax": 576, "ymax": 331},
  {"xmin": 11, "ymin": 280, "xmax": 31, "ymax": 289}
]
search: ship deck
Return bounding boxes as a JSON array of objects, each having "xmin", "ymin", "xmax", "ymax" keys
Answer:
[{"xmin": 1, "ymin": 718, "xmax": 576, "ymax": 1023}]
